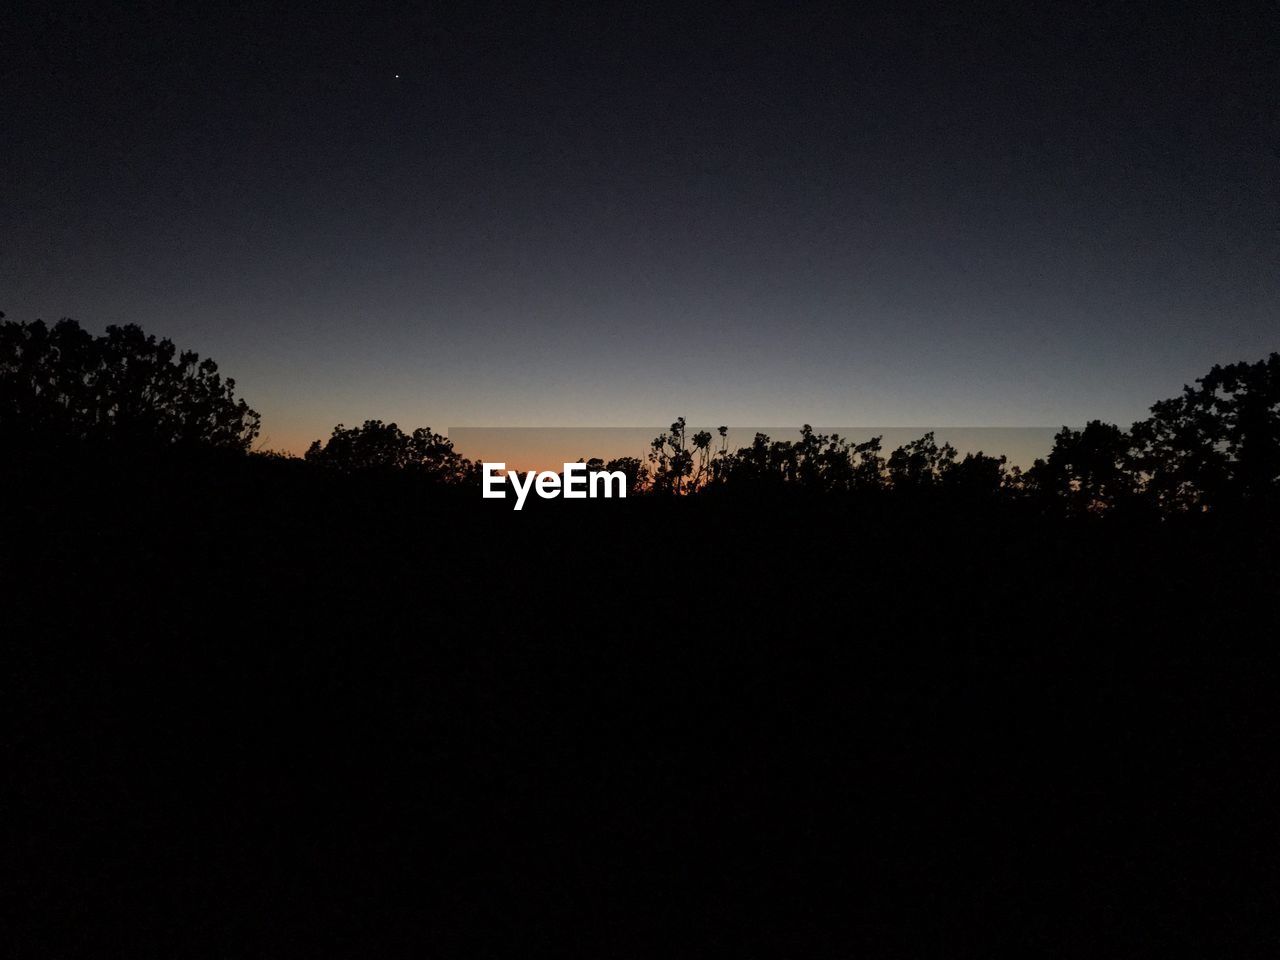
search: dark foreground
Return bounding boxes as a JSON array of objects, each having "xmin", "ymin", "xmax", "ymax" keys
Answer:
[{"xmin": 6, "ymin": 455, "xmax": 1280, "ymax": 957}]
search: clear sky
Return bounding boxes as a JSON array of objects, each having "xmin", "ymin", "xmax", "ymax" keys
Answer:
[{"xmin": 5, "ymin": 2, "xmax": 1276, "ymax": 454}]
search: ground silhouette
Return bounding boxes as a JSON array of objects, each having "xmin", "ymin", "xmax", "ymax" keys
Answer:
[{"xmin": 4, "ymin": 316, "xmax": 1279, "ymax": 957}]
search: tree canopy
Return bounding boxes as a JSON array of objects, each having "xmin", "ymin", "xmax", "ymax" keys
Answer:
[
  {"xmin": 4, "ymin": 313, "xmax": 1276, "ymax": 516},
  {"xmin": 304, "ymin": 420, "xmax": 477, "ymax": 484},
  {"xmin": 0, "ymin": 315, "xmax": 260, "ymax": 453}
]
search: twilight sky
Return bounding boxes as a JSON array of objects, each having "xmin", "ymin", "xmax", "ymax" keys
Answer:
[{"xmin": 4, "ymin": 2, "xmax": 1276, "ymax": 454}]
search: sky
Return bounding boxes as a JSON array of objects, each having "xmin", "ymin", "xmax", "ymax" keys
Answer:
[{"xmin": 4, "ymin": 2, "xmax": 1276, "ymax": 455}]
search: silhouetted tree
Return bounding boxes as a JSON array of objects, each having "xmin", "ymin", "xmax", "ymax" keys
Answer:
[
  {"xmin": 941, "ymin": 451, "xmax": 1009, "ymax": 501},
  {"xmin": 0, "ymin": 316, "xmax": 260, "ymax": 453},
  {"xmin": 715, "ymin": 431, "xmax": 793, "ymax": 491},
  {"xmin": 713, "ymin": 426, "xmax": 887, "ymax": 494},
  {"xmin": 648, "ymin": 419, "xmax": 727, "ymax": 493},
  {"xmin": 579, "ymin": 456, "xmax": 649, "ymax": 495},
  {"xmin": 792, "ymin": 425, "xmax": 861, "ymax": 492},
  {"xmin": 886, "ymin": 432, "xmax": 957, "ymax": 490},
  {"xmin": 8, "ymin": 311, "xmax": 1274, "ymax": 520},
  {"xmin": 1130, "ymin": 353, "xmax": 1280, "ymax": 513},
  {"xmin": 304, "ymin": 420, "xmax": 476, "ymax": 483},
  {"xmin": 1024, "ymin": 421, "xmax": 1139, "ymax": 515},
  {"xmin": 567, "ymin": 354, "xmax": 1280, "ymax": 511}
]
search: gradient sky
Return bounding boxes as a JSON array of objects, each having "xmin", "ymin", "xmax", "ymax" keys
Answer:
[{"xmin": 5, "ymin": 2, "xmax": 1276, "ymax": 454}]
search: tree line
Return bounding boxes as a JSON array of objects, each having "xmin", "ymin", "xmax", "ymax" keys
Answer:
[{"xmin": 3, "ymin": 315, "xmax": 1276, "ymax": 516}]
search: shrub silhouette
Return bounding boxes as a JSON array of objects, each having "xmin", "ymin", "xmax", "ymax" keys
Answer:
[
  {"xmin": 647, "ymin": 418, "xmax": 727, "ymax": 494},
  {"xmin": 4, "ymin": 312, "xmax": 1276, "ymax": 516},
  {"xmin": 0, "ymin": 315, "xmax": 260, "ymax": 453},
  {"xmin": 576, "ymin": 456, "xmax": 650, "ymax": 495},
  {"xmin": 304, "ymin": 419, "xmax": 477, "ymax": 484},
  {"xmin": 707, "ymin": 427, "xmax": 886, "ymax": 494},
  {"xmin": 634, "ymin": 351, "xmax": 1279, "ymax": 514}
]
